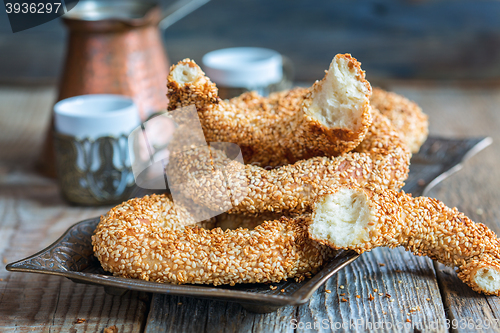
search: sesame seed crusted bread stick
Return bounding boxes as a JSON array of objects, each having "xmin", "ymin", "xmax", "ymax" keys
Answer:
[
  {"xmin": 371, "ymin": 88, "xmax": 429, "ymax": 153},
  {"xmin": 91, "ymin": 194, "xmax": 335, "ymax": 286},
  {"xmin": 309, "ymin": 186, "xmax": 500, "ymax": 296},
  {"xmin": 166, "ymin": 109, "xmax": 410, "ymax": 215},
  {"xmin": 215, "ymin": 212, "xmax": 288, "ymax": 231},
  {"xmin": 167, "ymin": 54, "xmax": 373, "ymax": 167}
]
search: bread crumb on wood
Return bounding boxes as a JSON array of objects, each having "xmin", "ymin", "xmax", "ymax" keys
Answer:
[
  {"xmin": 75, "ymin": 318, "xmax": 86, "ymax": 324},
  {"xmin": 104, "ymin": 325, "xmax": 118, "ymax": 333},
  {"xmin": 379, "ymin": 263, "xmax": 385, "ymax": 267}
]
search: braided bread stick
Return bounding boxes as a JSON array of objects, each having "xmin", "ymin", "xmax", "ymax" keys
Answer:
[
  {"xmin": 371, "ymin": 88, "xmax": 429, "ymax": 153},
  {"xmin": 309, "ymin": 186, "xmax": 500, "ymax": 296},
  {"xmin": 166, "ymin": 110, "xmax": 410, "ymax": 215},
  {"xmin": 92, "ymin": 194, "xmax": 334, "ymax": 286},
  {"xmin": 167, "ymin": 54, "xmax": 372, "ymax": 166}
]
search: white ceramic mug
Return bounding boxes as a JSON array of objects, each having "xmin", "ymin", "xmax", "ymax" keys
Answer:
[{"xmin": 54, "ymin": 94, "xmax": 141, "ymax": 139}]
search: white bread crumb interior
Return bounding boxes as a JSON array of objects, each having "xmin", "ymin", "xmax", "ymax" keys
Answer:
[
  {"xmin": 310, "ymin": 188, "xmax": 374, "ymax": 247},
  {"xmin": 475, "ymin": 268, "xmax": 500, "ymax": 294},
  {"xmin": 305, "ymin": 56, "xmax": 370, "ymax": 131}
]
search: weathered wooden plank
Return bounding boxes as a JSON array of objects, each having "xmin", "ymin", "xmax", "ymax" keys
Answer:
[
  {"xmin": 0, "ymin": 84, "xmax": 151, "ymax": 332},
  {"xmin": 0, "ymin": 86, "xmax": 55, "ymax": 163},
  {"xmin": 145, "ymin": 294, "xmax": 296, "ymax": 333},
  {"xmin": 0, "ymin": 184, "xmax": 151, "ymax": 333},
  {"xmin": 295, "ymin": 248, "xmax": 446, "ymax": 332},
  {"xmin": 390, "ymin": 85, "xmax": 500, "ymax": 333}
]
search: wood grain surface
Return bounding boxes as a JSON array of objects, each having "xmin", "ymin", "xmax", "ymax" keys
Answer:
[
  {"xmin": 0, "ymin": 83, "xmax": 499, "ymax": 332},
  {"xmin": 395, "ymin": 85, "xmax": 500, "ymax": 332}
]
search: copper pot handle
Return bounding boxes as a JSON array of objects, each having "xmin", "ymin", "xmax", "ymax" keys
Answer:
[{"xmin": 159, "ymin": 0, "xmax": 210, "ymax": 30}]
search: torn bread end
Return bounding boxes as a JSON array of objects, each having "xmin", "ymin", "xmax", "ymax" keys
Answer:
[
  {"xmin": 309, "ymin": 187, "xmax": 375, "ymax": 249},
  {"xmin": 304, "ymin": 54, "xmax": 372, "ymax": 132}
]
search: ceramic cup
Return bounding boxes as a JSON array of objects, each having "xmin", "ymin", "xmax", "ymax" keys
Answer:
[
  {"xmin": 53, "ymin": 94, "xmax": 141, "ymax": 205},
  {"xmin": 202, "ymin": 47, "xmax": 293, "ymax": 99}
]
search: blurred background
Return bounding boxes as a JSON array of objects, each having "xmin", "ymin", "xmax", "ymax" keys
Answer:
[{"xmin": 1, "ymin": 0, "xmax": 500, "ymax": 84}]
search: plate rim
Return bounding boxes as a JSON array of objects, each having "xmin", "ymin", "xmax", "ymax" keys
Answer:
[{"xmin": 6, "ymin": 217, "xmax": 359, "ymax": 306}]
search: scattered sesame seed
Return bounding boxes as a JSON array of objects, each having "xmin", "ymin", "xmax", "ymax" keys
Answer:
[
  {"xmin": 341, "ymin": 298, "xmax": 348, "ymax": 302},
  {"xmin": 340, "ymin": 285, "xmax": 345, "ymax": 289},
  {"xmin": 325, "ymin": 290, "xmax": 331, "ymax": 293},
  {"xmin": 379, "ymin": 263, "xmax": 386, "ymax": 267}
]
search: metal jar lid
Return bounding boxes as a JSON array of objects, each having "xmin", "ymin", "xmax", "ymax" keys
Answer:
[{"xmin": 202, "ymin": 47, "xmax": 283, "ymax": 88}]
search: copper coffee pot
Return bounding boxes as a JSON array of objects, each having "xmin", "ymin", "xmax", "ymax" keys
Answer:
[{"xmin": 39, "ymin": 0, "xmax": 208, "ymax": 177}]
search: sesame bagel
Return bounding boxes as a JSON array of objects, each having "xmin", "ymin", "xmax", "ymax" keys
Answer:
[
  {"xmin": 166, "ymin": 109, "xmax": 410, "ymax": 215},
  {"xmin": 91, "ymin": 194, "xmax": 334, "ymax": 286},
  {"xmin": 309, "ymin": 186, "xmax": 500, "ymax": 296},
  {"xmin": 167, "ymin": 54, "xmax": 373, "ymax": 167},
  {"xmin": 371, "ymin": 87, "xmax": 429, "ymax": 153}
]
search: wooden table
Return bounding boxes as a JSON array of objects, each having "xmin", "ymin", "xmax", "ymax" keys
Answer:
[{"xmin": 0, "ymin": 82, "xmax": 499, "ymax": 332}]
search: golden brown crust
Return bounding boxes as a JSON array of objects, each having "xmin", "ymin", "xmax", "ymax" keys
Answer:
[
  {"xmin": 310, "ymin": 187, "xmax": 500, "ymax": 296},
  {"xmin": 371, "ymin": 87, "xmax": 429, "ymax": 153},
  {"xmin": 92, "ymin": 194, "xmax": 334, "ymax": 286},
  {"xmin": 167, "ymin": 54, "xmax": 372, "ymax": 167},
  {"xmin": 166, "ymin": 109, "xmax": 410, "ymax": 215}
]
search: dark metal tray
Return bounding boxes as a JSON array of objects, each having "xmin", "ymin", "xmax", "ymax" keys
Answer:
[{"xmin": 6, "ymin": 136, "xmax": 491, "ymax": 313}]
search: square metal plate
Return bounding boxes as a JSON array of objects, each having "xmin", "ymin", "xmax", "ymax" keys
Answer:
[{"xmin": 6, "ymin": 136, "xmax": 491, "ymax": 313}]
